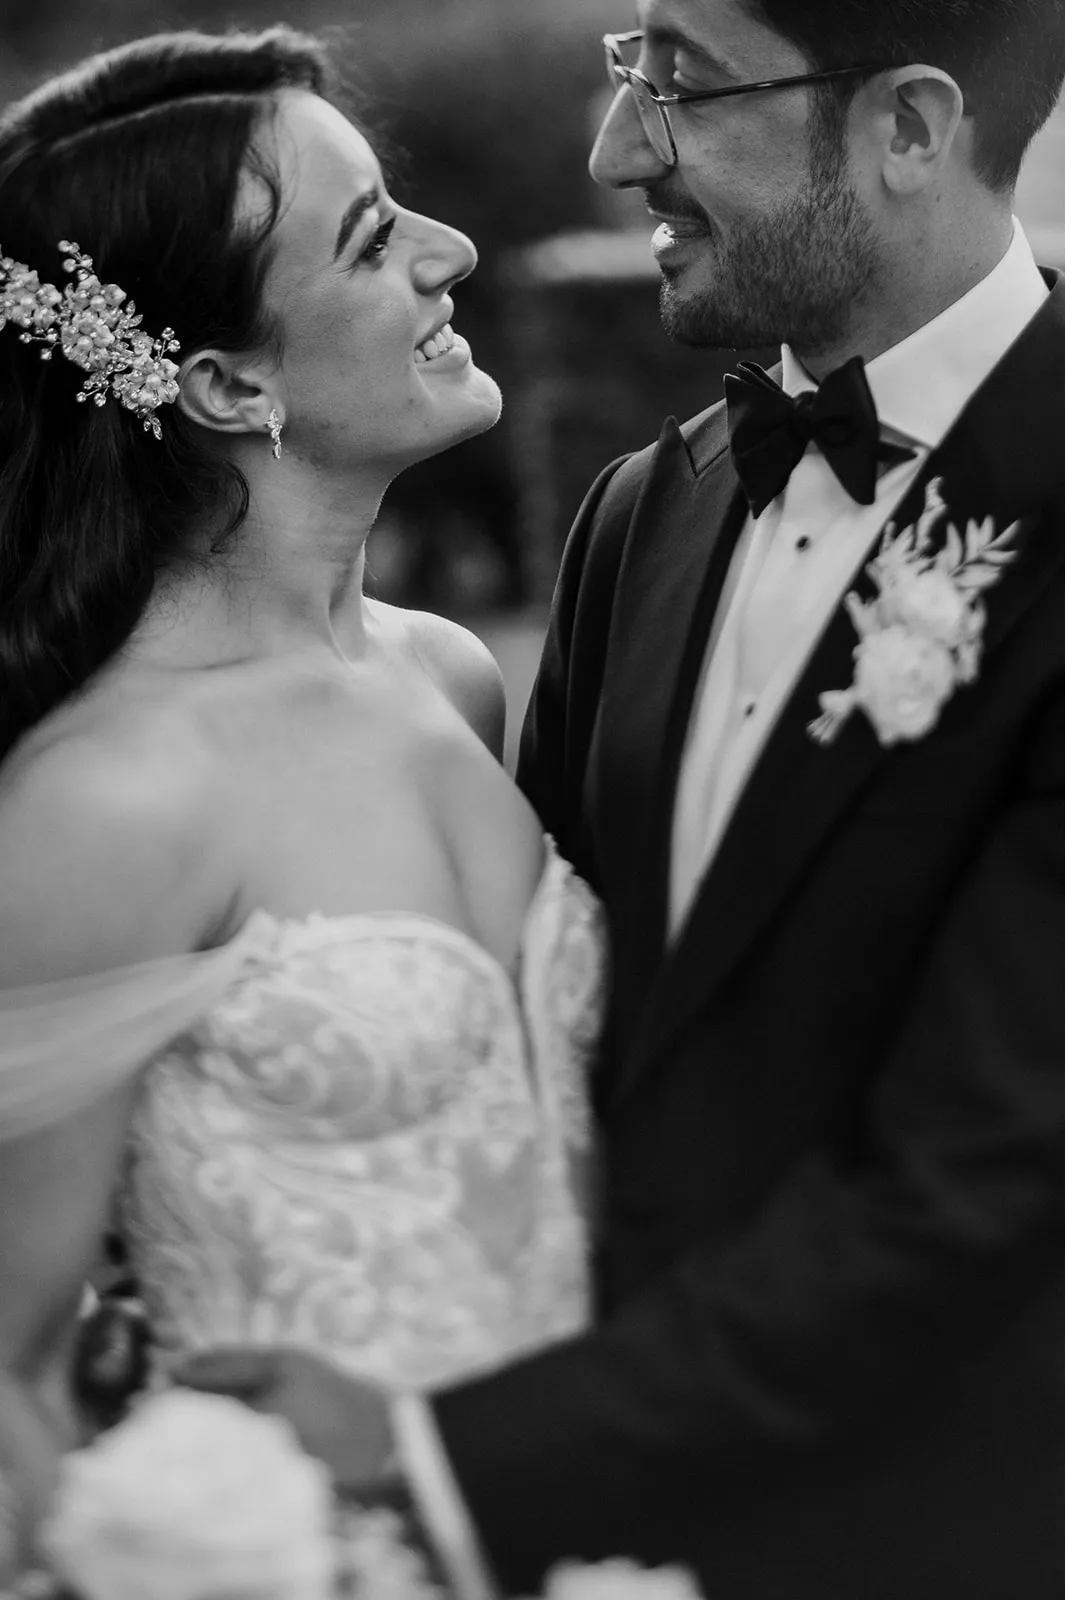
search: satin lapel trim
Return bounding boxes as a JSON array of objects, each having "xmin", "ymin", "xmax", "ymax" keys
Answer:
[
  {"xmin": 619, "ymin": 288, "xmax": 1065, "ymax": 1087},
  {"xmin": 592, "ymin": 413, "xmax": 746, "ymax": 1014}
]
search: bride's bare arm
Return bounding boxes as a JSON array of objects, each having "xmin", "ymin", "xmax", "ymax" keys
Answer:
[
  {"xmin": 0, "ymin": 735, "xmax": 226, "ymax": 1428},
  {"xmin": 0, "ymin": 1364, "xmax": 62, "ymax": 1573}
]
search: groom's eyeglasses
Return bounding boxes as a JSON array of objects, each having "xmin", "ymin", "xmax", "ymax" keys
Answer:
[{"xmin": 603, "ymin": 30, "xmax": 882, "ymax": 169}]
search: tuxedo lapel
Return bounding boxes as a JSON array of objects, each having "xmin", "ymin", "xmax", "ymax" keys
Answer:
[
  {"xmin": 619, "ymin": 274, "xmax": 1065, "ymax": 1090},
  {"xmin": 591, "ymin": 412, "xmax": 747, "ymax": 1038}
]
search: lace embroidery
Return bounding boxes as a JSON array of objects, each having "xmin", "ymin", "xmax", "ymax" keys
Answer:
[{"xmin": 121, "ymin": 843, "xmax": 605, "ymax": 1390}]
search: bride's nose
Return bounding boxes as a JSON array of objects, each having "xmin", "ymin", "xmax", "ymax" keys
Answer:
[{"xmin": 409, "ymin": 214, "xmax": 478, "ymax": 295}]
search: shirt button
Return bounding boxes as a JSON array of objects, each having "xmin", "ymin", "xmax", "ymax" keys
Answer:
[
  {"xmin": 744, "ymin": 701, "xmax": 756, "ymax": 718},
  {"xmin": 796, "ymin": 535, "xmax": 811, "ymax": 551}
]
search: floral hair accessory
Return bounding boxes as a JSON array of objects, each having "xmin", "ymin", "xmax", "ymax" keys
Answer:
[{"xmin": 0, "ymin": 240, "xmax": 180, "ymax": 439}]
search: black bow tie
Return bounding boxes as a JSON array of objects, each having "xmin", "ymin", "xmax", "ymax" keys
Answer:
[{"xmin": 724, "ymin": 357, "xmax": 915, "ymax": 518}]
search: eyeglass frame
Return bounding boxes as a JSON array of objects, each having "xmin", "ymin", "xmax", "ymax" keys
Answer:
[{"xmin": 604, "ymin": 29, "xmax": 884, "ymax": 168}]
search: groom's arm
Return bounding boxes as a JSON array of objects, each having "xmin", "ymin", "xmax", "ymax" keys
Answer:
[
  {"xmin": 515, "ymin": 450, "xmax": 636, "ymax": 853},
  {"xmin": 433, "ymin": 683, "xmax": 1065, "ymax": 1586}
]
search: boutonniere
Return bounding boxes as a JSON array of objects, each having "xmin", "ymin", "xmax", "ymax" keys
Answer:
[{"xmin": 808, "ymin": 477, "xmax": 1020, "ymax": 748}]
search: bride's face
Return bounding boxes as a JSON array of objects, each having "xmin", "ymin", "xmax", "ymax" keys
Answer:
[{"xmin": 254, "ymin": 90, "xmax": 502, "ymax": 473}]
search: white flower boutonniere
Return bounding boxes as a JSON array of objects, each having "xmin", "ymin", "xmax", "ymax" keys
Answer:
[{"xmin": 808, "ymin": 477, "xmax": 1020, "ymax": 748}]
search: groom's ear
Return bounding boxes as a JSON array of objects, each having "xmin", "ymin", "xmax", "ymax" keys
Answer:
[{"xmin": 869, "ymin": 65, "xmax": 967, "ymax": 196}]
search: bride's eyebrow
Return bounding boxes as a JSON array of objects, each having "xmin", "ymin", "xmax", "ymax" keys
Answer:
[{"xmin": 333, "ymin": 186, "xmax": 381, "ymax": 260}]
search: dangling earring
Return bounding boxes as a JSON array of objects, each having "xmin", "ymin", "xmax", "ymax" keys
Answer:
[{"xmin": 267, "ymin": 408, "xmax": 283, "ymax": 461}]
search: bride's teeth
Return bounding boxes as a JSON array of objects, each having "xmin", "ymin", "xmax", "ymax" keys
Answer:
[{"xmin": 415, "ymin": 326, "xmax": 458, "ymax": 362}]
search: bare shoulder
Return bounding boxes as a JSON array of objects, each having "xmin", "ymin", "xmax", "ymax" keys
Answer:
[
  {"xmin": 384, "ymin": 604, "xmax": 507, "ymax": 761},
  {"xmin": 0, "ymin": 721, "xmax": 228, "ymax": 987}
]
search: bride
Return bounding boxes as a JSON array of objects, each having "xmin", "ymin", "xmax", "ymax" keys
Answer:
[{"xmin": 0, "ymin": 20, "xmax": 603, "ymax": 1535}]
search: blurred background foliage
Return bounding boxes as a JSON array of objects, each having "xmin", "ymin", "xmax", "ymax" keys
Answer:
[{"xmin": 2, "ymin": 0, "xmax": 1064, "ymax": 756}]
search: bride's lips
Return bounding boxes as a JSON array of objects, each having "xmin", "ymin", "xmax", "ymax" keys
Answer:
[{"xmin": 414, "ymin": 333, "xmax": 472, "ymax": 374}]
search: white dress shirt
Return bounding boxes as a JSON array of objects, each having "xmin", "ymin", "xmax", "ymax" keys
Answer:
[{"xmin": 668, "ymin": 219, "xmax": 1048, "ymax": 937}]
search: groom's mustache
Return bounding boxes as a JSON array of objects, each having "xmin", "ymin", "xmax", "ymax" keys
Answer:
[{"xmin": 642, "ymin": 187, "xmax": 712, "ymax": 229}]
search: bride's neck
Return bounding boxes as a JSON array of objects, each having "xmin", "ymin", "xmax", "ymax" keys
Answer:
[{"xmin": 134, "ymin": 479, "xmax": 382, "ymax": 670}]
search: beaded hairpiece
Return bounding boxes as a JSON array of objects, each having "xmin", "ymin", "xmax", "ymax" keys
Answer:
[{"xmin": 0, "ymin": 240, "xmax": 180, "ymax": 439}]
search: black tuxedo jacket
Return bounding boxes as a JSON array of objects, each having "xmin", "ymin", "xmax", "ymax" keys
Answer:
[{"xmin": 432, "ymin": 275, "xmax": 1065, "ymax": 1599}]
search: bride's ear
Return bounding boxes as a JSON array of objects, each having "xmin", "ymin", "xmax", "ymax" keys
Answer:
[{"xmin": 177, "ymin": 349, "xmax": 282, "ymax": 439}]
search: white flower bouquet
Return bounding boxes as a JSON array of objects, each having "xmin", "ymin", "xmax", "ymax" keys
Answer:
[
  {"xmin": 41, "ymin": 1392, "xmax": 335, "ymax": 1600},
  {"xmin": 2, "ymin": 1391, "xmax": 703, "ymax": 1600}
]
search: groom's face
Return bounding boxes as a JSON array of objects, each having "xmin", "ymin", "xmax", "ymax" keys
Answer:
[{"xmin": 590, "ymin": 0, "xmax": 878, "ymax": 355}]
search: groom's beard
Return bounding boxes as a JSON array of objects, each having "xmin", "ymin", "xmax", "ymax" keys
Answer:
[{"xmin": 654, "ymin": 141, "xmax": 877, "ymax": 355}]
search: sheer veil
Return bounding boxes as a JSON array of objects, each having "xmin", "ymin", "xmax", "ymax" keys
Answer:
[{"xmin": 0, "ymin": 921, "xmax": 263, "ymax": 1142}]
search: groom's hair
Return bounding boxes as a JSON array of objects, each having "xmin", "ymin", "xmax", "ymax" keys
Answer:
[{"xmin": 745, "ymin": 0, "xmax": 1065, "ymax": 192}]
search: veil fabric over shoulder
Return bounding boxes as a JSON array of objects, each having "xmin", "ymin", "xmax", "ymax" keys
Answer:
[{"xmin": 0, "ymin": 924, "xmax": 262, "ymax": 1143}]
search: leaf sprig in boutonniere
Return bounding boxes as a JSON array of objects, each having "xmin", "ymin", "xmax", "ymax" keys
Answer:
[{"xmin": 808, "ymin": 477, "xmax": 1020, "ymax": 748}]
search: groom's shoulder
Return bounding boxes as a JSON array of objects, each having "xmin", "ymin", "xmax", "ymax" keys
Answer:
[
  {"xmin": 568, "ymin": 399, "xmax": 728, "ymax": 597},
  {"xmin": 679, "ymin": 395, "xmax": 730, "ymax": 465},
  {"xmin": 591, "ymin": 397, "xmax": 728, "ymax": 519}
]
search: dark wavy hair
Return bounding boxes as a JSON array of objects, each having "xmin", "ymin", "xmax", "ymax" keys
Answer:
[
  {"xmin": 746, "ymin": 0, "xmax": 1065, "ymax": 192},
  {"xmin": 0, "ymin": 27, "xmax": 340, "ymax": 762}
]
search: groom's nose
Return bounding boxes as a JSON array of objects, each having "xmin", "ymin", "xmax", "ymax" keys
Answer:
[{"xmin": 589, "ymin": 86, "xmax": 672, "ymax": 188}]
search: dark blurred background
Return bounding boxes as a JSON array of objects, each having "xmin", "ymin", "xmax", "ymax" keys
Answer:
[{"xmin": 3, "ymin": 0, "xmax": 1064, "ymax": 764}]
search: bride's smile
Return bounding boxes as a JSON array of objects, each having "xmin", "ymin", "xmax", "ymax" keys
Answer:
[{"xmin": 247, "ymin": 89, "xmax": 502, "ymax": 483}]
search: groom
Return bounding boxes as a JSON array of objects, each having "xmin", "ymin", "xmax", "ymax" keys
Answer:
[{"xmin": 181, "ymin": 1, "xmax": 1065, "ymax": 1595}]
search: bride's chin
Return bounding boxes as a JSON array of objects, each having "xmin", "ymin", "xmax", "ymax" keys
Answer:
[
  {"xmin": 447, "ymin": 372, "xmax": 504, "ymax": 435},
  {"xmin": 475, "ymin": 374, "xmax": 504, "ymax": 426}
]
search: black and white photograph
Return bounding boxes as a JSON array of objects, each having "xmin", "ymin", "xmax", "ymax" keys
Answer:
[{"xmin": 3, "ymin": 2, "xmax": 1065, "ymax": 1597}]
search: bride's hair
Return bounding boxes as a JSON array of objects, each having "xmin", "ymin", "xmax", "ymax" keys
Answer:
[{"xmin": 0, "ymin": 28, "xmax": 337, "ymax": 762}]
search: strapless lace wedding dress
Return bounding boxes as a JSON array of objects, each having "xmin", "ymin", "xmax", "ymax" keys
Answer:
[{"xmin": 118, "ymin": 839, "xmax": 605, "ymax": 1391}]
